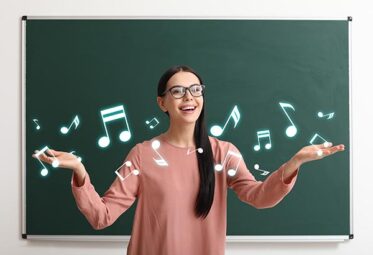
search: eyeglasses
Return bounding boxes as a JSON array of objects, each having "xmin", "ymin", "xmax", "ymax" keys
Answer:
[{"xmin": 162, "ymin": 84, "xmax": 205, "ymax": 99}]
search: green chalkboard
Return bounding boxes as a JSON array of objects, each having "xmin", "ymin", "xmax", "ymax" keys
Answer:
[{"xmin": 22, "ymin": 17, "xmax": 351, "ymax": 239}]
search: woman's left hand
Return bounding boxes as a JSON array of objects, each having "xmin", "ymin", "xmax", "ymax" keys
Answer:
[{"xmin": 294, "ymin": 142, "xmax": 345, "ymax": 165}]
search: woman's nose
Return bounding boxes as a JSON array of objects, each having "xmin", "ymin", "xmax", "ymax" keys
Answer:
[{"xmin": 183, "ymin": 89, "xmax": 194, "ymax": 100}]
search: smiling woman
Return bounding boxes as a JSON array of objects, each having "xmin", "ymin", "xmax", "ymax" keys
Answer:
[
  {"xmin": 156, "ymin": 65, "xmax": 215, "ymax": 219},
  {"xmin": 33, "ymin": 65, "xmax": 344, "ymax": 255}
]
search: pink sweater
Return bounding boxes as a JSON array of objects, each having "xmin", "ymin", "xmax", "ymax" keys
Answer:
[{"xmin": 71, "ymin": 134, "xmax": 298, "ymax": 255}]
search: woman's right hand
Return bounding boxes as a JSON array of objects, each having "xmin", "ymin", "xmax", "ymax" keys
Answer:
[{"xmin": 32, "ymin": 149, "xmax": 87, "ymax": 186}]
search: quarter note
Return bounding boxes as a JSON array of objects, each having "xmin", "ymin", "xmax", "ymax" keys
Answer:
[
  {"xmin": 145, "ymin": 117, "xmax": 160, "ymax": 129},
  {"xmin": 32, "ymin": 119, "xmax": 41, "ymax": 130},
  {"xmin": 60, "ymin": 115, "xmax": 80, "ymax": 134},
  {"xmin": 279, "ymin": 102, "xmax": 297, "ymax": 137},
  {"xmin": 253, "ymin": 164, "xmax": 270, "ymax": 176},
  {"xmin": 34, "ymin": 146, "xmax": 59, "ymax": 176},
  {"xmin": 253, "ymin": 130, "xmax": 272, "ymax": 151},
  {"xmin": 151, "ymin": 140, "xmax": 168, "ymax": 166},
  {"xmin": 98, "ymin": 105, "xmax": 132, "ymax": 148},
  {"xmin": 317, "ymin": 111, "xmax": 335, "ymax": 120},
  {"xmin": 114, "ymin": 161, "xmax": 140, "ymax": 181},
  {"xmin": 210, "ymin": 105, "xmax": 240, "ymax": 137},
  {"xmin": 214, "ymin": 150, "xmax": 242, "ymax": 177},
  {"xmin": 187, "ymin": 147, "xmax": 203, "ymax": 155}
]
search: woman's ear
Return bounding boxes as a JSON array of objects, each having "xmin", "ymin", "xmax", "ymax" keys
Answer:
[{"xmin": 157, "ymin": 96, "xmax": 167, "ymax": 112}]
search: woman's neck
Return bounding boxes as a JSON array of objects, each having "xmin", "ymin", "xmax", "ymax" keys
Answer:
[{"xmin": 163, "ymin": 122, "xmax": 196, "ymax": 148}]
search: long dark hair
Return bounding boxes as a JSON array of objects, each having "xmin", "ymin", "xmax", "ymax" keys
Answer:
[{"xmin": 157, "ymin": 65, "xmax": 215, "ymax": 219}]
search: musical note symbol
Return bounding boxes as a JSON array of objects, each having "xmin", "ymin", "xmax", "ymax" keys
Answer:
[
  {"xmin": 309, "ymin": 133, "xmax": 330, "ymax": 147},
  {"xmin": 317, "ymin": 111, "xmax": 335, "ymax": 120},
  {"xmin": 253, "ymin": 130, "xmax": 272, "ymax": 151},
  {"xmin": 69, "ymin": 151, "xmax": 82, "ymax": 162},
  {"xmin": 210, "ymin": 105, "xmax": 241, "ymax": 137},
  {"xmin": 309, "ymin": 133, "xmax": 331, "ymax": 156},
  {"xmin": 253, "ymin": 164, "xmax": 270, "ymax": 176},
  {"xmin": 151, "ymin": 140, "xmax": 168, "ymax": 166},
  {"xmin": 214, "ymin": 150, "xmax": 242, "ymax": 177},
  {"xmin": 34, "ymin": 146, "xmax": 59, "ymax": 176},
  {"xmin": 279, "ymin": 102, "xmax": 297, "ymax": 137},
  {"xmin": 32, "ymin": 119, "xmax": 41, "ymax": 130},
  {"xmin": 145, "ymin": 117, "xmax": 160, "ymax": 129},
  {"xmin": 187, "ymin": 147, "xmax": 203, "ymax": 155},
  {"xmin": 60, "ymin": 115, "xmax": 80, "ymax": 134},
  {"xmin": 114, "ymin": 161, "xmax": 140, "ymax": 181},
  {"xmin": 98, "ymin": 105, "xmax": 131, "ymax": 148}
]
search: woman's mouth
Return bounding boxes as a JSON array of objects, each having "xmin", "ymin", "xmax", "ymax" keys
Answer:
[{"xmin": 179, "ymin": 105, "xmax": 197, "ymax": 114}]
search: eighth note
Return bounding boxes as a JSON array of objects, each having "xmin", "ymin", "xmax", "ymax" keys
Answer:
[
  {"xmin": 253, "ymin": 164, "xmax": 270, "ymax": 176},
  {"xmin": 151, "ymin": 140, "xmax": 168, "ymax": 166},
  {"xmin": 317, "ymin": 111, "xmax": 335, "ymax": 120},
  {"xmin": 98, "ymin": 105, "xmax": 132, "ymax": 148},
  {"xmin": 253, "ymin": 130, "xmax": 272, "ymax": 151},
  {"xmin": 33, "ymin": 119, "xmax": 41, "ymax": 130},
  {"xmin": 309, "ymin": 133, "xmax": 331, "ymax": 156},
  {"xmin": 60, "ymin": 115, "xmax": 80, "ymax": 134},
  {"xmin": 279, "ymin": 102, "xmax": 297, "ymax": 137},
  {"xmin": 210, "ymin": 105, "xmax": 240, "ymax": 137},
  {"xmin": 34, "ymin": 146, "xmax": 59, "ymax": 177},
  {"xmin": 114, "ymin": 161, "xmax": 140, "ymax": 181},
  {"xmin": 215, "ymin": 150, "xmax": 242, "ymax": 177},
  {"xmin": 145, "ymin": 117, "xmax": 160, "ymax": 129},
  {"xmin": 309, "ymin": 133, "xmax": 330, "ymax": 148}
]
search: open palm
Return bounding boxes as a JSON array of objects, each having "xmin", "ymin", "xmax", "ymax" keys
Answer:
[
  {"xmin": 32, "ymin": 149, "xmax": 82, "ymax": 171},
  {"xmin": 295, "ymin": 142, "xmax": 345, "ymax": 165}
]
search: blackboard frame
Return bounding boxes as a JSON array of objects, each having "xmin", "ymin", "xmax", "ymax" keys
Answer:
[{"xmin": 21, "ymin": 16, "xmax": 353, "ymax": 242}]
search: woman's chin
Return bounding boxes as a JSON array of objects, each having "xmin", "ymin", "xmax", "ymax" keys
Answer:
[
  {"xmin": 175, "ymin": 116, "xmax": 199, "ymax": 125},
  {"xmin": 170, "ymin": 110, "xmax": 202, "ymax": 125}
]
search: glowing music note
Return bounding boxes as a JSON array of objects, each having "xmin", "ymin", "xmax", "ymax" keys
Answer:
[
  {"xmin": 151, "ymin": 140, "xmax": 168, "ymax": 166},
  {"xmin": 309, "ymin": 133, "xmax": 330, "ymax": 147},
  {"xmin": 214, "ymin": 150, "xmax": 242, "ymax": 177},
  {"xmin": 33, "ymin": 119, "xmax": 41, "ymax": 130},
  {"xmin": 317, "ymin": 111, "xmax": 335, "ymax": 120},
  {"xmin": 114, "ymin": 161, "xmax": 140, "ymax": 181},
  {"xmin": 279, "ymin": 102, "xmax": 297, "ymax": 137},
  {"xmin": 98, "ymin": 105, "xmax": 131, "ymax": 148},
  {"xmin": 34, "ymin": 146, "xmax": 59, "ymax": 176},
  {"xmin": 210, "ymin": 105, "xmax": 240, "ymax": 137},
  {"xmin": 145, "ymin": 117, "xmax": 160, "ymax": 129},
  {"xmin": 253, "ymin": 130, "xmax": 272, "ymax": 151},
  {"xmin": 69, "ymin": 151, "xmax": 82, "ymax": 162},
  {"xmin": 309, "ymin": 133, "xmax": 332, "ymax": 156},
  {"xmin": 60, "ymin": 115, "xmax": 80, "ymax": 134},
  {"xmin": 253, "ymin": 164, "xmax": 270, "ymax": 176},
  {"xmin": 187, "ymin": 147, "xmax": 203, "ymax": 155}
]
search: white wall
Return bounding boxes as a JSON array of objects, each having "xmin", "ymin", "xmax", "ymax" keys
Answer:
[{"xmin": 1, "ymin": 0, "xmax": 372, "ymax": 254}]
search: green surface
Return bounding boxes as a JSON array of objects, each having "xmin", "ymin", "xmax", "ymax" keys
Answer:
[{"xmin": 25, "ymin": 19, "xmax": 350, "ymax": 236}]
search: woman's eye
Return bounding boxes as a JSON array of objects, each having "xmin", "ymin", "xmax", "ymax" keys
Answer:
[
  {"xmin": 191, "ymin": 86, "xmax": 201, "ymax": 93},
  {"xmin": 171, "ymin": 88, "xmax": 184, "ymax": 95}
]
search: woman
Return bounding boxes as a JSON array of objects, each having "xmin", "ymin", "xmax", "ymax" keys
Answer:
[{"xmin": 33, "ymin": 65, "xmax": 345, "ymax": 255}]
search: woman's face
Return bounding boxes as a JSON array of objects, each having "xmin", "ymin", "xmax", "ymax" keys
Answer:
[{"xmin": 157, "ymin": 71, "xmax": 204, "ymax": 126}]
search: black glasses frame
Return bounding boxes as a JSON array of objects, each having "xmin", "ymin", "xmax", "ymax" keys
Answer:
[{"xmin": 162, "ymin": 84, "xmax": 206, "ymax": 99}]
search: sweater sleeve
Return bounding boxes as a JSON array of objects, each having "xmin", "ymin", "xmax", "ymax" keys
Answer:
[
  {"xmin": 226, "ymin": 143, "xmax": 299, "ymax": 209},
  {"xmin": 71, "ymin": 144, "xmax": 141, "ymax": 230}
]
